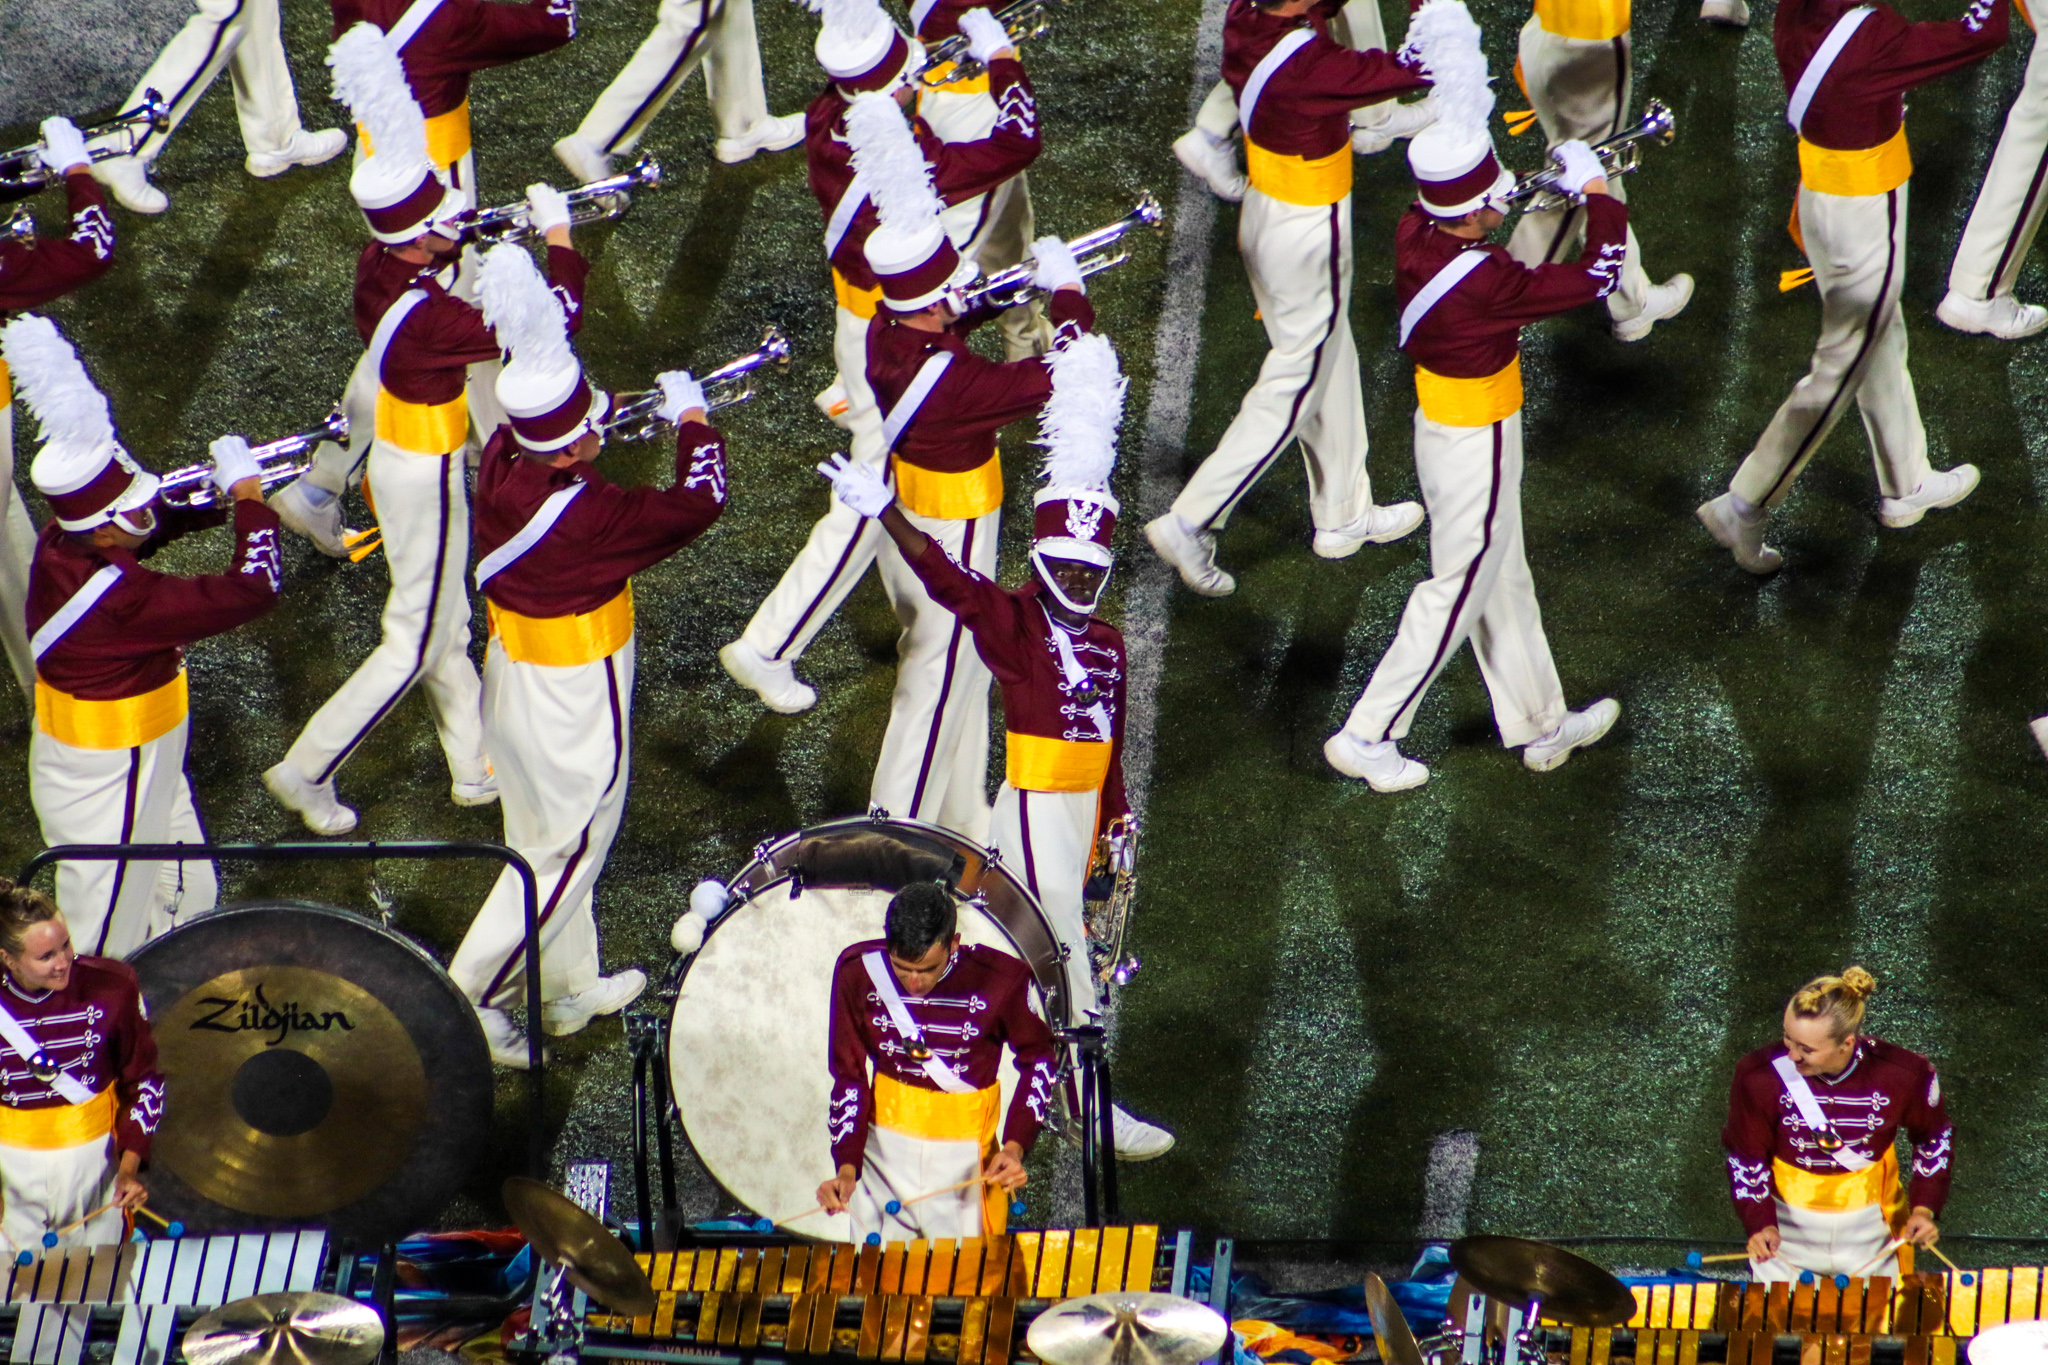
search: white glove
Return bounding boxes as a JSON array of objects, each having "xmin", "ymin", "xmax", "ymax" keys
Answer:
[
  {"xmin": 38, "ymin": 118, "xmax": 90, "ymax": 177},
  {"xmin": 525, "ymin": 182, "xmax": 572, "ymax": 235},
  {"xmin": 1030, "ymin": 235, "xmax": 1083, "ymax": 292},
  {"xmin": 208, "ymin": 435, "xmax": 262, "ymax": 495},
  {"xmin": 958, "ymin": 8, "xmax": 1013, "ymax": 64},
  {"xmin": 815, "ymin": 451, "xmax": 893, "ymax": 518},
  {"xmin": 1550, "ymin": 139, "xmax": 1606, "ymax": 197},
  {"xmin": 656, "ymin": 369, "xmax": 707, "ymax": 423},
  {"xmin": 670, "ymin": 879, "xmax": 732, "ymax": 954}
]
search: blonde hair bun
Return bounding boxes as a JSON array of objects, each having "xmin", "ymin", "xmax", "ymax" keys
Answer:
[{"xmin": 1789, "ymin": 966, "xmax": 1877, "ymax": 1040}]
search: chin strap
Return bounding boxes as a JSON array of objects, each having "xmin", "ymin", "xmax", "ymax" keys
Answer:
[{"xmin": 1031, "ymin": 547, "xmax": 1109, "ymax": 617}]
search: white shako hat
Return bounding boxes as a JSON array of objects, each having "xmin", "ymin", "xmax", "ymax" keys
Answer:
[
  {"xmin": 851, "ymin": 93, "xmax": 974, "ymax": 310},
  {"xmin": 3, "ymin": 314, "xmax": 159, "ymax": 532},
  {"xmin": 330, "ymin": 23, "xmax": 467, "ymax": 244},
  {"xmin": 808, "ymin": 0, "xmax": 924, "ymax": 93},
  {"xmin": 479, "ymin": 244, "xmax": 608, "ymax": 453},
  {"xmin": 1031, "ymin": 333, "xmax": 1126, "ymax": 571},
  {"xmin": 1401, "ymin": 0, "xmax": 1513, "ymax": 218}
]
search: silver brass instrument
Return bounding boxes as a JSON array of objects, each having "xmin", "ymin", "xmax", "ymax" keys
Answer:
[
  {"xmin": 4, "ymin": 208, "xmax": 31, "ymax": 246},
  {"xmin": 158, "ymin": 410, "xmax": 350, "ymax": 509},
  {"xmin": 922, "ymin": 0, "xmax": 1068, "ymax": 85},
  {"xmin": 957, "ymin": 192, "xmax": 1163, "ymax": 314},
  {"xmin": 1085, "ymin": 814, "xmax": 1140, "ymax": 986},
  {"xmin": 601, "ymin": 328, "xmax": 794, "ymax": 442},
  {"xmin": 0, "ymin": 90, "xmax": 171, "ymax": 204},
  {"xmin": 1499, "ymin": 99, "xmax": 1674, "ymax": 210},
  {"xmin": 465, "ymin": 155, "xmax": 663, "ymax": 246}
]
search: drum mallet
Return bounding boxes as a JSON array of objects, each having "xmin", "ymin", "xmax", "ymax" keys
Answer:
[
  {"xmin": 132, "ymin": 1206, "xmax": 182, "ymax": 1238},
  {"xmin": 885, "ymin": 1175, "xmax": 1028, "ymax": 1222},
  {"xmin": 1921, "ymin": 1242, "xmax": 1972, "ymax": 1281},
  {"xmin": 1685, "ymin": 1251, "xmax": 1751, "ymax": 1268},
  {"xmin": 47, "ymin": 1199, "xmax": 122, "ymax": 1241},
  {"xmin": 1850, "ymin": 1239, "xmax": 1908, "ymax": 1279}
]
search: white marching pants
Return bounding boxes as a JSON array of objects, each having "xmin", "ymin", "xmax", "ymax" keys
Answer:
[
  {"xmin": 1731, "ymin": 183, "xmax": 1932, "ymax": 510},
  {"xmin": 29, "ymin": 717, "xmax": 217, "ymax": 960},
  {"xmin": 1949, "ymin": 27, "xmax": 2048, "ymax": 302},
  {"xmin": 572, "ymin": 0, "xmax": 773, "ymax": 153},
  {"xmin": 448, "ymin": 639, "xmax": 632, "ymax": 1009},
  {"xmin": 850, "ymin": 1122, "xmax": 991, "ymax": 1245},
  {"xmin": 919, "ymin": 88, "xmax": 1045, "ymax": 361},
  {"xmin": 90, "ymin": 0, "xmax": 306, "ymax": 167},
  {"xmin": 281, "ymin": 442, "xmax": 488, "ymax": 790},
  {"xmin": 1342, "ymin": 410, "xmax": 1566, "ymax": 749},
  {"xmin": 1169, "ymin": 190, "xmax": 1374, "ymax": 534},
  {"xmin": 991, "ymin": 783, "xmax": 1098, "ymax": 1020},
  {"xmin": 735, "ymin": 305, "xmax": 885, "ymax": 664},
  {"xmin": 1504, "ymin": 19, "xmax": 1656, "ymax": 321},
  {"xmin": 1190, "ymin": 0, "xmax": 1401, "ymax": 138},
  {"xmin": 0, "ymin": 1137, "xmax": 120, "ymax": 1253},
  {"xmin": 1749, "ymin": 1199, "xmax": 1901, "ymax": 1283},
  {"xmin": 872, "ymin": 508, "xmax": 998, "ymax": 841},
  {"xmin": 0, "ymin": 405, "xmax": 36, "ymax": 700}
]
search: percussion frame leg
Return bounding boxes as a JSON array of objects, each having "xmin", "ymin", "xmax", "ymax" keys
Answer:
[
  {"xmin": 371, "ymin": 1242, "xmax": 398, "ymax": 1365},
  {"xmin": 624, "ymin": 1011, "xmax": 680, "ymax": 1253},
  {"xmin": 1062, "ymin": 1026, "xmax": 1121, "ymax": 1227}
]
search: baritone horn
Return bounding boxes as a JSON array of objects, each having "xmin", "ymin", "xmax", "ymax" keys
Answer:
[
  {"xmin": 1084, "ymin": 814, "xmax": 1140, "ymax": 987},
  {"xmin": 157, "ymin": 410, "xmax": 350, "ymax": 510},
  {"xmin": 956, "ymin": 192, "xmax": 1163, "ymax": 314},
  {"xmin": 922, "ymin": 0, "xmax": 1067, "ymax": 85},
  {"xmin": 601, "ymin": 328, "xmax": 795, "ymax": 442},
  {"xmin": 1499, "ymin": 99, "xmax": 1675, "ymax": 210},
  {"xmin": 0, "ymin": 90, "xmax": 171, "ymax": 204},
  {"xmin": 465, "ymin": 155, "xmax": 663, "ymax": 245}
]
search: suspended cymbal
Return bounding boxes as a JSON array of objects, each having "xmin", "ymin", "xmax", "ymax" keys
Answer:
[
  {"xmin": 1026, "ymin": 1292, "xmax": 1228, "ymax": 1365},
  {"xmin": 502, "ymin": 1176, "xmax": 657, "ymax": 1315},
  {"xmin": 1448, "ymin": 1236, "xmax": 1635, "ymax": 1326},
  {"xmin": 183, "ymin": 1292, "xmax": 384, "ymax": 1365},
  {"xmin": 1364, "ymin": 1273, "xmax": 1424, "ymax": 1365}
]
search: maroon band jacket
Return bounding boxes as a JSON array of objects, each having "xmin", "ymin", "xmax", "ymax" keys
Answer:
[
  {"xmin": 0, "ymin": 957, "xmax": 164, "ymax": 1163},
  {"xmin": 0, "ymin": 174, "xmax": 115, "ymax": 315},
  {"xmin": 1222, "ymin": 0, "xmax": 1427, "ymax": 160},
  {"xmin": 331, "ymin": 0, "xmax": 575, "ymax": 119},
  {"xmin": 355, "ymin": 243, "xmax": 587, "ymax": 407},
  {"xmin": 1776, "ymin": 0, "xmax": 2005, "ymax": 151}
]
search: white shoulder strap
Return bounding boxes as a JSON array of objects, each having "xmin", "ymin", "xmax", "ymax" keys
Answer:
[
  {"xmin": 31, "ymin": 564, "xmax": 124, "ymax": 662},
  {"xmin": 475, "ymin": 483, "xmax": 586, "ymax": 588},
  {"xmin": 0, "ymin": 997, "xmax": 96, "ymax": 1105},
  {"xmin": 910, "ymin": 0, "xmax": 943, "ymax": 36},
  {"xmin": 1398, "ymin": 249, "xmax": 1491, "ymax": 348},
  {"xmin": 1239, "ymin": 28, "xmax": 1317, "ymax": 139},
  {"xmin": 862, "ymin": 950, "xmax": 977, "ymax": 1093},
  {"xmin": 387, "ymin": 0, "xmax": 451, "ymax": 51},
  {"xmin": 367, "ymin": 287, "xmax": 431, "ymax": 390},
  {"xmin": 1787, "ymin": 6, "xmax": 1876, "ymax": 134},
  {"xmin": 1772, "ymin": 1053, "xmax": 1875, "ymax": 1171},
  {"xmin": 882, "ymin": 351, "xmax": 955, "ymax": 453},
  {"xmin": 824, "ymin": 171, "xmax": 870, "ymax": 263},
  {"xmin": 1042, "ymin": 607, "xmax": 1112, "ymax": 742}
]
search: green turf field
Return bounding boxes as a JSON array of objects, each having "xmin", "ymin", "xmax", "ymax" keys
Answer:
[{"xmin": 3, "ymin": 0, "xmax": 2046, "ymax": 1258}]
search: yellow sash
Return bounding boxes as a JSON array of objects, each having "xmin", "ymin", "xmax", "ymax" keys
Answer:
[
  {"xmin": 0, "ymin": 357, "xmax": 10, "ymax": 405},
  {"xmin": 1006, "ymin": 733, "xmax": 1112, "ymax": 793},
  {"xmin": 0, "ymin": 1087, "xmax": 115, "ymax": 1151},
  {"xmin": 1415, "ymin": 356, "xmax": 1524, "ymax": 427},
  {"xmin": 489, "ymin": 585, "xmax": 634, "ymax": 667},
  {"xmin": 375, "ymin": 388, "xmax": 469, "ymax": 455},
  {"xmin": 1533, "ymin": 0, "xmax": 1631, "ymax": 39},
  {"xmin": 893, "ymin": 452, "xmax": 1003, "ymax": 520},
  {"xmin": 1772, "ymin": 1147, "xmax": 1907, "ymax": 1223},
  {"xmin": 36, "ymin": 672, "xmax": 188, "ymax": 750},
  {"xmin": 918, "ymin": 62, "xmax": 992, "ymax": 99},
  {"xmin": 873, "ymin": 1073, "xmax": 1007, "ymax": 1237},
  {"xmin": 1244, "ymin": 140, "xmax": 1353, "ymax": 207},
  {"xmin": 1799, "ymin": 126, "xmax": 1912, "ymax": 198},
  {"xmin": 834, "ymin": 269, "xmax": 885, "ymax": 320},
  {"xmin": 357, "ymin": 100, "xmax": 472, "ymax": 170}
]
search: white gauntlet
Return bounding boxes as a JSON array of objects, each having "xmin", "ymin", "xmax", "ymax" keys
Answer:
[{"xmin": 958, "ymin": 8, "xmax": 1013, "ymax": 64}]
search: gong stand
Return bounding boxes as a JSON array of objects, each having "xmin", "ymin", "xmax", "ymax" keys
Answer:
[{"xmin": 624, "ymin": 1010, "xmax": 681, "ymax": 1253}]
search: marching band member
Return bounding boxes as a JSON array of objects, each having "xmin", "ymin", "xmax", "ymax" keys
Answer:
[
  {"xmin": 1723, "ymin": 967, "xmax": 1951, "ymax": 1282},
  {"xmin": 718, "ymin": 0, "xmax": 1038, "ymax": 714},
  {"xmin": 4, "ymin": 314, "xmax": 282, "ymax": 958},
  {"xmin": 1144, "ymin": 0, "xmax": 1434, "ymax": 600},
  {"xmin": 447, "ymin": 245, "xmax": 728, "ymax": 1067},
  {"xmin": 1324, "ymin": 10, "xmax": 1620, "ymax": 792},
  {"xmin": 1695, "ymin": 0, "xmax": 2003, "ymax": 575},
  {"xmin": 1939, "ymin": 10, "xmax": 2048, "ymax": 339},
  {"xmin": 266, "ymin": 27, "xmax": 588, "ymax": 835},
  {"xmin": 553, "ymin": 0, "xmax": 806, "ymax": 183},
  {"xmin": 88, "ymin": 0, "xmax": 347, "ymax": 215},
  {"xmin": 817, "ymin": 332, "xmax": 1174, "ymax": 1160},
  {"xmin": 1, "ymin": 120, "xmax": 117, "ymax": 702},
  {"xmin": 817, "ymin": 881, "xmax": 1060, "ymax": 1243},
  {"xmin": 0, "ymin": 879, "xmax": 163, "ymax": 1251}
]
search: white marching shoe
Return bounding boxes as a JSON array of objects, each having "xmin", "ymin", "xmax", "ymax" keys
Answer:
[
  {"xmin": 1111, "ymin": 1105, "xmax": 1175, "ymax": 1161},
  {"xmin": 1323, "ymin": 729, "xmax": 1429, "ymax": 792},
  {"xmin": 1612, "ymin": 274, "xmax": 1695, "ymax": 342},
  {"xmin": 1145, "ymin": 514, "xmax": 1235, "ymax": 597},
  {"xmin": 715, "ymin": 113, "xmax": 805, "ymax": 165},
  {"xmin": 1523, "ymin": 698, "xmax": 1621, "ymax": 772},
  {"xmin": 452, "ymin": 771, "xmax": 500, "ymax": 808},
  {"xmin": 543, "ymin": 970, "xmax": 648, "ymax": 1037},
  {"xmin": 269, "ymin": 478, "xmax": 353, "ymax": 559},
  {"xmin": 2030, "ymin": 715, "xmax": 2048, "ymax": 763},
  {"xmin": 263, "ymin": 762, "xmax": 358, "ymax": 835},
  {"xmin": 1171, "ymin": 129, "xmax": 1247, "ymax": 203},
  {"xmin": 1700, "ymin": 0, "xmax": 1750, "ymax": 24},
  {"xmin": 1936, "ymin": 290, "xmax": 2048, "ymax": 340},
  {"xmin": 1696, "ymin": 493, "xmax": 1783, "ymax": 575},
  {"xmin": 1352, "ymin": 96, "xmax": 1438, "ymax": 155},
  {"xmin": 477, "ymin": 1007, "xmax": 548, "ymax": 1069},
  {"xmin": 553, "ymin": 134, "xmax": 615, "ymax": 186},
  {"xmin": 720, "ymin": 640, "xmax": 818, "ymax": 713},
  {"xmin": 1313, "ymin": 501, "xmax": 1425, "ymax": 559},
  {"xmin": 1879, "ymin": 465, "xmax": 1980, "ymax": 528},
  {"xmin": 245, "ymin": 127, "xmax": 347, "ymax": 179},
  {"xmin": 93, "ymin": 157, "xmax": 167, "ymax": 214}
]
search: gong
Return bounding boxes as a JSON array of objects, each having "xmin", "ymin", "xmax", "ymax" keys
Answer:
[{"xmin": 130, "ymin": 902, "xmax": 493, "ymax": 1243}]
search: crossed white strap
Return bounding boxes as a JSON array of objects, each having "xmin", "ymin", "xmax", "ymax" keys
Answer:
[
  {"xmin": 475, "ymin": 483, "xmax": 585, "ymax": 588},
  {"xmin": 387, "ymin": 0, "xmax": 451, "ymax": 51},
  {"xmin": 1786, "ymin": 6, "xmax": 1876, "ymax": 135},
  {"xmin": 824, "ymin": 172, "xmax": 869, "ymax": 263},
  {"xmin": 862, "ymin": 951, "xmax": 976, "ymax": 1094},
  {"xmin": 1238, "ymin": 28, "xmax": 1315, "ymax": 141},
  {"xmin": 0, "ymin": 998, "xmax": 96, "ymax": 1105},
  {"xmin": 1773, "ymin": 1053, "xmax": 1875, "ymax": 1172},
  {"xmin": 881, "ymin": 352, "xmax": 954, "ymax": 454},
  {"xmin": 1399, "ymin": 249, "xmax": 1491, "ymax": 348},
  {"xmin": 1043, "ymin": 607, "xmax": 1112, "ymax": 741},
  {"xmin": 30, "ymin": 565, "xmax": 123, "ymax": 662}
]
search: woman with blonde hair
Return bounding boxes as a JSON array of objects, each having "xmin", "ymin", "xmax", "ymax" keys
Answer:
[{"xmin": 1722, "ymin": 967, "xmax": 1952, "ymax": 1282}]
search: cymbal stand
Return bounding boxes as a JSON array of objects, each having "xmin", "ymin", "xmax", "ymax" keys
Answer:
[
  {"xmin": 624, "ymin": 1010, "xmax": 680, "ymax": 1252},
  {"xmin": 536, "ymin": 1265, "xmax": 585, "ymax": 1365},
  {"xmin": 1456, "ymin": 1292, "xmax": 1544, "ymax": 1365},
  {"xmin": 1058, "ymin": 1025, "xmax": 1120, "ymax": 1225}
]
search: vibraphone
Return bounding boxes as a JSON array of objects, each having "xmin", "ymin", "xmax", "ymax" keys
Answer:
[{"xmin": 574, "ymin": 1226, "xmax": 1195, "ymax": 1364}]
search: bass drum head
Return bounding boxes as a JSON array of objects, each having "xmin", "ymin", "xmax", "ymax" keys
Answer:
[{"xmin": 129, "ymin": 901, "xmax": 494, "ymax": 1244}]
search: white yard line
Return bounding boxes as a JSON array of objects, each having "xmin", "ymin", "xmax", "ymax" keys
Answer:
[{"xmin": 1418, "ymin": 1129, "xmax": 1480, "ymax": 1240}]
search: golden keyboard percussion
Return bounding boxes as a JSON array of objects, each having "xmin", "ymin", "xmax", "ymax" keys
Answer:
[
  {"xmin": 504, "ymin": 1177, "xmax": 658, "ymax": 1316},
  {"xmin": 1448, "ymin": 1236, "xmax": 1636, "ymax": 1326},
  {"xmin": 1024, "ymin": 1292, "xmax": 1227, "ymax": 1365},
  {"xmin": 182, "ymin": 1292, "xmax": 384, "ymax": 1365}
]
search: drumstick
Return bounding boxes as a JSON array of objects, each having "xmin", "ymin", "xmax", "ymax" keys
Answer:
[
  {"xmin": 49, "ymin": 1200, "xmax": 119, "ymax": 1239},
  {"xmin": 1685, "ymin": 1251, "xmax": 1753, "ymax": 1267},
  {"xmin": 1850, "ymin": 1239, "xmax": 1907, "ymax": 1279},
  {"xmin": 891, "ymin": 1174, "xmax": 994, "ymax": 1211},
  {"xmin": 1922, "ymin": 1242, "xmax": 1965, "ymax": 1274}
]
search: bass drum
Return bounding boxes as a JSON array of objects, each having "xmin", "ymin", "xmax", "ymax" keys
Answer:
[{"xmin": 669, "ymin": 817, "xmax": 1069, "ymax": 1242}]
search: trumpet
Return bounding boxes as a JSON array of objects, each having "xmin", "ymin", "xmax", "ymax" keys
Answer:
[
  {"xmin": 0, "ymin": 91, "xmax": 171, "ymax": 204},
  {"xmin": 157, "ymin": 411, "xmax": 350, "ymax": 510},
  {"xmin": 1499, "ymin": 99, "xmax": 1675, "ymax": 210},
  {"xmin": 956, "ymin": 192, "xmax": 1163, "ymax": 314},
  {"xmin": 922, "ymin": 0, "xmax": 1067, "ymax": 85},
  {"xmin": 600, "ymin": 328, "xmax": 795, "ymax": 442},
  {"xmin": 464, "ymin": 155, "xmax": 663, "ymax": 246}
]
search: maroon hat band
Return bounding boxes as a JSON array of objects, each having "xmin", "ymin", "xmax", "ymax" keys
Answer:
[
  {"xmin": 46, "ymin": 458, "xmax": 133, "ymax": 524},
  {"xmin": 510, "ymin": 377, "xmax": 596, "ymax": 446},
  {"xmin": 362, "ymin": 171, "xmax": 445, "ymax": 236},
  {"xmin": 878, "ymin": 242, "xmax": 960, "ymax": 304},
  {"xmin": 1420, "ymin": 150, "xmax": 1505, "ymax": 212},
  {"xmin": 839, "ymin": 33, "xmax": 911, "ymax": 91},
  {"xmin": 1033, "ymin": 498, "xmax": 1117, "ymax": 546}
]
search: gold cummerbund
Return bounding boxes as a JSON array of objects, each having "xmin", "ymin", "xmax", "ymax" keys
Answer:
[
  {"xmin": 1245, "ymin": 140, "xmax": 1353, "ymax": 207},
  {"xmin": 357, "ymin": 100, "xmax": 472, "ymax": 169},
  {"xmin": 1773, "ymin": 1148, "xmax": 1905, "ymax": 1218},
  {"xmin": 1415, "ymin": 356, "xmax": 1524, "ymax": 427},
  {"xmin": 0, "ymin": 1087, "xmax": 115, "ymax": 1151},
  {"xmin": 1006, "ymin": 732, "xmax": 1113, "ymax": 793},
  {"xmin": 834, "ymin": 269, "xmax": 885, "ymax": 320},
  {"xmin": 1534, "ymin": 0, "xmax": 1631, "ymax": 39},
  {"xmin": 489, "ymin": 585, "xmax": 634, "ymax": 668},
  {"xmin": 919, "ymin": 62, "xmax": 993, "ymax": 98},
  {"xmin": 874, "ymin": 1072, "xmax": 1000, "ymax": 1143},
  {"xmin": 0, "ymin": 357, "xmax": 10, "ymax": 405},
  {"xmin": 36, "ymin": 671, "xmax": 188, "ymax": 750},
  {"xmin": 375, "ymin": 387, "xmax": 469, "ymax": 455},
  {"xmin": 893, "ymin": 451, "xmax": 1003, "ymax": 520},
  {"xmin": 1799, "ymin": 126, "xmax": 1912, "ymax": 198}
]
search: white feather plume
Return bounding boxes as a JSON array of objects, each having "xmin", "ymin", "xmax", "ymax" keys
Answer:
[
  {"xmin": 846, "ymin": 91, "xmax": 943, "ymax": 231},
  {"xmin": 1400, "ymin": 0, "xmax": 1493, "ymax": 139},
  {"xmin": 476, "ymin": 244, "xmax": 572, "ymax": 371},
  {"xmin": 807, "ymin": 0, "xmax": 893, "ymax": 55},
  {"xmin": 328, "ymin": 22, "xmax": 428, "ymax": 167},
  {"xmin": 1035, "ymin": 333, "xmax": 1124, "ymax": 491},
  {"xmin": 1, "ymin": 315, "xmax": 115, "ymax": 454}
]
